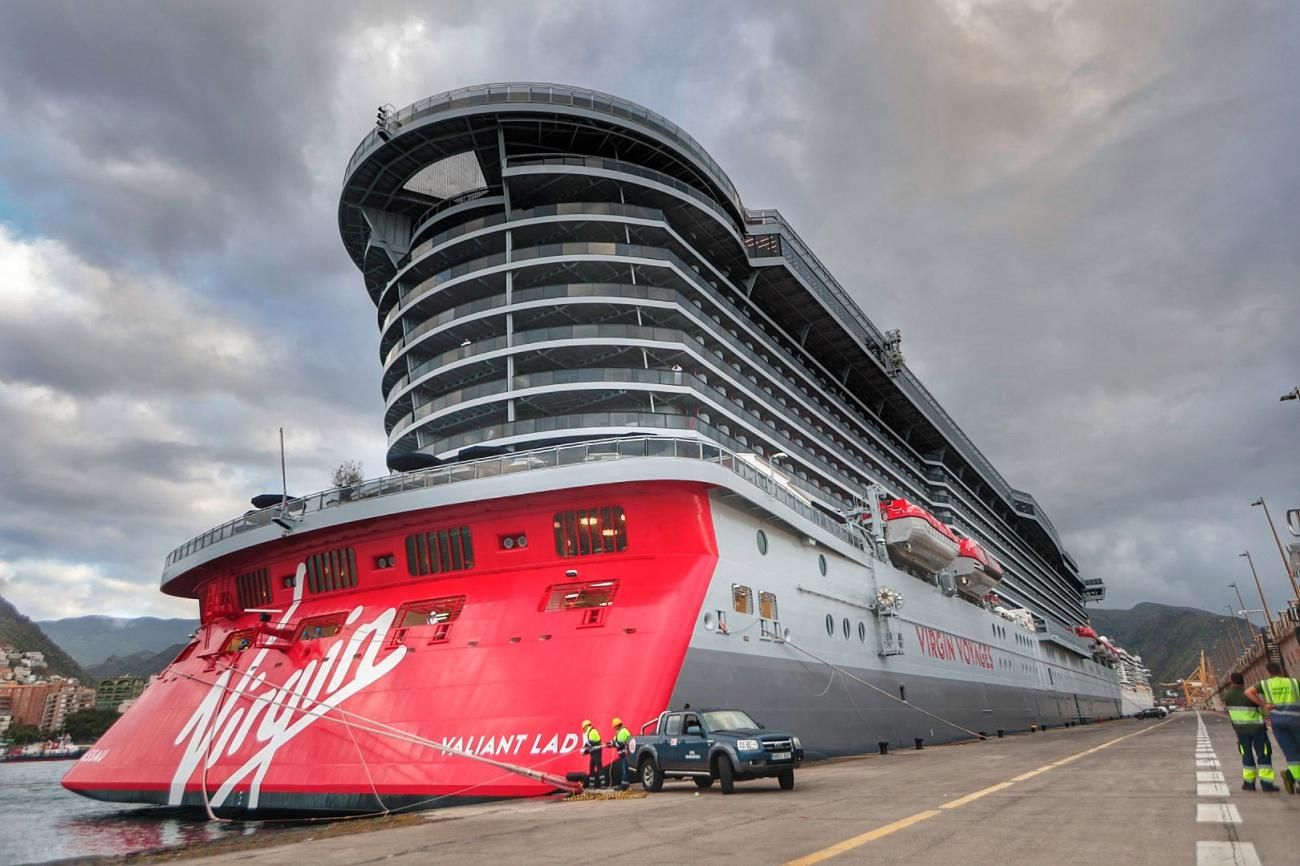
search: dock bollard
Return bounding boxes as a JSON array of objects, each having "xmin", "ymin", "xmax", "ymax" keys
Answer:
[
  {"xmin": 996, "ymin": 730, "xmax": 1005, "ymax": 738},
  {"xmin": 878, "ymin": 741, "xmax": 889, "ymax": 755},
  {"xmin": 914, "ymin": 738, "xmax": 924, "ymax": 750},
  {"xmin": 978, "ymin": 731, "xmax": 987, "ymax": 740},
  {"xmin": 1029, "ymin": 724, "xmax": 1037, "ymax": 733}
]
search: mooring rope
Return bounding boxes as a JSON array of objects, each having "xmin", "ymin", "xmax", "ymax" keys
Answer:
[{"xmin": 779, "ymin": 636, "xmax": 986, "ymax": 740}]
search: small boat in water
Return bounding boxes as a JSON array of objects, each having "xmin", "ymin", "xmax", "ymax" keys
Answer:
[{"xmin": 2, "ymin": 734, "xmax": 86, "ymax": 763}]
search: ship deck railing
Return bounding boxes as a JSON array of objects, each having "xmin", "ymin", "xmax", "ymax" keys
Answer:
[
  {"xmin": 164, "ymin": 436, "xmax": 865, "ymax": 569},
  {"xmin": 344, "ymin": 82, "xmax": 744, "ymax": 220}
]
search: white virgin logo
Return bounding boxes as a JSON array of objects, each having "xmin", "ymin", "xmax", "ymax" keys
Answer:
[{"xmin": 169, "ymin": 562, "xmax": 407, "ymax": 809}]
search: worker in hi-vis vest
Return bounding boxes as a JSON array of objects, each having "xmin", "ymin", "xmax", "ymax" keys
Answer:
[
  {"xmin": 581, "ymin": 720, "xmax": 604, "ymax": 787},
  {"xmin": 1224, "ymin": 671, "xmax": 1276, "ymax": 791},
  {"xmin": 1246, "ymin": 660, "xmax": 1300, "ymax": 795},
  {"xmin": 608, "ymin": 717, "xmax": 633, "ymax": 790}
]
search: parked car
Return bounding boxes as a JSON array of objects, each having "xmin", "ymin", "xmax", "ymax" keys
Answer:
[
  {"xmin": 1135, "ymin": 706, "xmax": 1168, "ymax": 719},
  {"xmin": 633, "ymin": 708, "xmax": 804, "ymax": 794}
]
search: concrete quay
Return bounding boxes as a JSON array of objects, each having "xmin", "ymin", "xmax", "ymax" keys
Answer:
[{"xmin": 143, "ymin": 712, "xmax": 1297, "ymax": 866}]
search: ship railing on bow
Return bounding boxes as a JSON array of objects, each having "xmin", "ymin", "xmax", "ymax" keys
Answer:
[{"xmin": 165, "ymin": 436, "xmax": 864, "ymax": 568}]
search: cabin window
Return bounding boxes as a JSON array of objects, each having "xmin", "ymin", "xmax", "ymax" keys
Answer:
[
  {"xmin": 235, "ymin": 567, "xmax": 272, "ymax": 609},
  {"xmin": 858, "ymin": 622, "xmax": 867, "ymax": 642},
  {"xmin": 405, "ymin": 526, "xmax": 474, "ymax": 576},
  {"xmin": 305, "ymin": 547, "xmax": 358, "ymax": 594},
  {"xmin": 756, "ymin": 529, "xmax": 768, "ymax": 555},
  {"xmin": 553, "ymin": 506, "xmax": 627, "ymax": 557},
  {"xmin": 390, "ymin": 595, "xmax": 466, "ymax": 647},
  {"xmin": 732, "ymin": 584, "xmax": 754, "ymax": 614},
  {"xmin": 541, "ymin": 580, "xmax": 618, "ymax": 612},
  {"xmin": 818, "ymin": 554, "xmax": 827, "ymax": 576},
  {"xmin": 664, "ymin": 715, "xmax": 683, "ymax": 736},
  {"xmin": 825, "ymin": 613, "xmax": 834, "ymax": 636},
  {"xmin": 842, "ymin": 617, "xmax": 851, "ymax": 639},
  {"xmin": 759, "ymin": 591, "xmax": 778, "ymax": 620},
  {"xmin": 297, "ymin": 616, "xmax": 344, "ymax": 641}
]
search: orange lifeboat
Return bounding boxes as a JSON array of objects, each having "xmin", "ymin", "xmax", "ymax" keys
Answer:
[
  {"xmin": 878, "ymin": 498, "xmax": 960, "ymax": 573},
  {"xmin": 951, "ymin": 537, "xmax": 1004, "ymax": 596}
]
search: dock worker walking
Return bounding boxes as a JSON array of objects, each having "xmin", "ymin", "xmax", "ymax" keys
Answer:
[
  {"xmin": 581, "ymin": 719, "xmax": 604, "ymax": 788},
  {"xmin": 608, "ymin": 717, "xmax": 632, "ymax": 790},
  {"xmin": 1246, "ymin": 661, "xmax": 1300, "ymax": 794},
  {"xmin": 1224, "ymin": 672, "xmax": 1276, "ymax": 791}
]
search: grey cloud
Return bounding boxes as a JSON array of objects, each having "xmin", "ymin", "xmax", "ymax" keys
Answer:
[{"xmin": 1, "ymin": 0, "xmax": 1297, "ymax": 619}]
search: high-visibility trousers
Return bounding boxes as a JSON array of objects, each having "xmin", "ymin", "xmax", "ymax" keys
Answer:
[{"xmin": 1236, "ymin": 728, "xmax": 1274, "ymax": 784}]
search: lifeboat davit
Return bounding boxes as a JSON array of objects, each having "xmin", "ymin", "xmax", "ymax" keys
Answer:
[
  {"xmin": 951, "ymin": 537, "xmax": 1004, "ymax": 597},
  {"xmin": 878, "ymin": 498, "xmax": 960, "ymax": 574}
]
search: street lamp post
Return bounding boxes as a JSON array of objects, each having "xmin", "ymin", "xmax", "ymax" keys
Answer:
[
  {"xmin": 1229, "ymin": 582, "xmax": 1259, "ymax": 648},
  {"xmin": 1251, "ymin": 497, "xmax": 1300, "ymax": 601},
  {"xmin": 1224, "ymin": 604, "xmax": 1248, "ymax": 655},
  {"xmin": 1239, "ymin": 551, "xmax": 1276, "ymax": 632}
]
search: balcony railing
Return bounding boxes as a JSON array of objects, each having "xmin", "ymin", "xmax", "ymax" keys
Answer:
[
  {"xmin": 345, "ymin": 82, "xmax": 744, "ymax": 219},
  {"xmin": 163, "ymin": 435, "xmax": 862, "ymax": 571},
  {"xmin": 505, "ymin": 155, "xmax": 736, "ymax": 231}
]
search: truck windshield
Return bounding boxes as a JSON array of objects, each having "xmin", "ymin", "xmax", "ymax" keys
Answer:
[{"xmin": 701, "ymin": 710, "xmax": 759, "ymax": 732}]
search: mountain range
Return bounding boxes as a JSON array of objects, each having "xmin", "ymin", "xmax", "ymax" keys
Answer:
[
  {"xmin": 37, "ymin": 615, "xmax": 198, "ymax": 668},
  {"xmin": 1089, "ymin": 602, "xmax": 1258, "ymax": 688},
  {"xmin": 86, "ymin": 643, "xmax": 190, "ymax": 680},
  {"xmin": 0, "ymin": 594, "xmax": 91, "ymax": 681}
]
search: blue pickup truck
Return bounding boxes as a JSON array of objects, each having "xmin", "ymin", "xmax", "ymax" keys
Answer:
[{"xmin": 632, "ymin": 708, "xmax": 804, "ymax": 794}]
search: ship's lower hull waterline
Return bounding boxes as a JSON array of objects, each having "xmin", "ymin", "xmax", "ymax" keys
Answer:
[{"xmin": 62, "ymin": 474, "xmax": 1125, "ymax": 815}]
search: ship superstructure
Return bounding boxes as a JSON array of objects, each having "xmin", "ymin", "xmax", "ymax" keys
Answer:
[{"xmin": 63, "ymin": 84, "xmax": 1124, "ymax": 814}]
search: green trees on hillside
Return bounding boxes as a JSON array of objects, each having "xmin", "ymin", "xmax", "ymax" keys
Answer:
[{"xmin": 61, "ymin": 708, "xmax": 121, "ymax": 742}]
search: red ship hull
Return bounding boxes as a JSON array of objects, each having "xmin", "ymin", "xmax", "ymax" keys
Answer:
[{"xmin": 62, "ymin": 481, "xmax": 718, "ymax": 813}]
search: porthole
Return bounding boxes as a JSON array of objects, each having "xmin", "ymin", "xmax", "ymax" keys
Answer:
[
  {"xmin": 756, "ymin": 529, "xmax": 768, "ymax": 555},
  {"xmin": 825, "ymin": 613, "xmax": 834, "ymax": 636},
  {"xmin": 842, "ymin": 617, "xmax": 851, "ymax": 639},
  {"xmin": 818, "ymin": 554, "xmax": 827, "ymax": 576},
  {"xmin": 858, "ymin": 622, "xmax": 866, "ymax": 642}
]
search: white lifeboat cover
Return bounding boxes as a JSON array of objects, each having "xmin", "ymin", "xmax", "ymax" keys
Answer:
[{"xmin": 879, "ymin": 499, "xmax": 960, "ymax": 572}]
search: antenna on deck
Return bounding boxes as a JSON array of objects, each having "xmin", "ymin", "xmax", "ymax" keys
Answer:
[
  {"xmin": 279, "ymin": 427, "xmax": 288, "ymax": 516},
  {"xmin": 273, "ymin": 427, "xmax": 299, "ymax": 534}
]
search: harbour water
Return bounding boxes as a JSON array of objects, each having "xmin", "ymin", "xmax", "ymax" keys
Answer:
[{"xmin": 0, "ymin": 760, "xmax": 272, "ymax": 865}]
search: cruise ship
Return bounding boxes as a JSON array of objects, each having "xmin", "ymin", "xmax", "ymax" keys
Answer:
[{"xmin": 63, "ymin": 83, "xmax": 1139, "ymax": 815}]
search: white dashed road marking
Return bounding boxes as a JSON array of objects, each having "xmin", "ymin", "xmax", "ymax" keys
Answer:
[
  {"xmin": 1197, "ymin": 782, "xmax": 1231, "ymax": 797},
  {"xmin": 1196, "ymin": 771, "xmax": 1226, "ymax": 782},
  {"xmin": 1196, "ymin": 803, "xmax": 1242, "ymax": 824},
  {"xmin": 1196, "ymin": 841, "xmax": 1262, "ymax": 866}
]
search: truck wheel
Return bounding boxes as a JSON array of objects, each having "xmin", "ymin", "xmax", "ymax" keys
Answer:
[
  {"xmin": 718, "ymin": 757, "xmax": 735, "ymax": 794},
  {"xmin": 639, "ymin": 757, "xmax": 664, "ymax": 793},
  {"xmin": 778, "ymin": 769, "xmax": 795, "ymax": 790},
  {"xmin": 694, "ymin": 776, "xmax": 714, "ymax": 789}
]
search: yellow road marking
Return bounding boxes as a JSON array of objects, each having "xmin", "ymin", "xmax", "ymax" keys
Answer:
[
  {"xmin": 783, "ymin": 810, "xmax": 943, "ymax": 866},
  {"xmin": 783, "ymin": 716, "xmax": 1179, "ymax": 865},
  {"xmin": 939, "ymin": 781, "xmax": 1013, "ymax": 809}
]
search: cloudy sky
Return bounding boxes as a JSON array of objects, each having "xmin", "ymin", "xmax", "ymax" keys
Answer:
[{"xmin": 1, "ymin": 0, "xmax": 1297, "ymax": 624}]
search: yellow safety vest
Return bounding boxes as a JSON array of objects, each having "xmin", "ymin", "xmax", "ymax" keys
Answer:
[
  {"xmin": 586, "ymin": 727, "xmax": 602, "ymax": 746},
  {"xmin": 1224, "ymin": 687, "xmax": 1264, "ymax": 728},
  {"xmin": 1259, "ymin": 676, "xmax": 1300, "ymax": 705}
]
